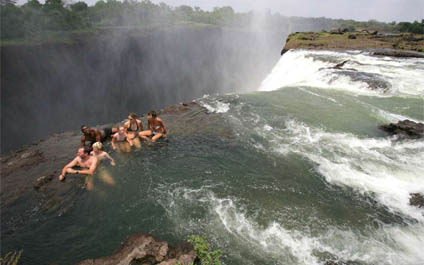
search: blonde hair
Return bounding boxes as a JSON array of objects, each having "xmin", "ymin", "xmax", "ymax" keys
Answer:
[{"xmin": 92, "ymin": 142, "xmax": 103, "ymax": 150}]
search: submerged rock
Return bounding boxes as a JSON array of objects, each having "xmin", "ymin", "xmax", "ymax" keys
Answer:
[
  {"xmin": 380, "ymin": 120, "xmax": 424, "ymax": 138},
  {"xmin": 34, "ymin": 174, "xmax": 54, "ymax": 191},
  {"xmin": 78, "ymin": 232, "xmax": 196, "ymax": 265},
  {"xmin": 410, "ymin": 193, "xmax": 424, "ymax": 208},
  {"xmin": 330, "ymin": 71, "xmax": 391, "ymax": 92}
]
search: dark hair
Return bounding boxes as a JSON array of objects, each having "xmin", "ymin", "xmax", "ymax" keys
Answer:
[
  {"xmin": 83, "ymin": 146, "xmax": 92, "ymax": 154},
  {"xmin": 81, "ymin": 125, "xmax": 88, "ymax": 131},
  {"xmin": 148, "ymin": 111, "xmax": 157, "ymax": 118},
  {"xmin": 129, "ymin": 113, "xmax": 137, "ymax": 119}
]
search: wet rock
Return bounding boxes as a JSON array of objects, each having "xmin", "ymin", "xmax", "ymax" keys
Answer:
[
  {"xmin": 373, "ymin": 49, "xmax": 424, "ymax": 58},
  {"xmin": 380, "ymin": 120, "xmax": 424, "ymax": 138},
  {"xmin": 410, "ymin": 193, "xmax": 424, "ymax": 208},
  {"xmin": 331, "ymin": 71, "xmax": 391, "ymax": 91},
  {"xmin": 280, "ymin": 48, "xmax": 289, "ymax": 55},
  {"xmin": 78, "ymin": 233, "xmax": 196, "ymax": 265},
  {"xmin": 158, "ymin": 102, "xmax": 198, "ymax": 115},
  {"xmin": 1, "ymin": 149, "xmax": 46, "ymax": 177},
  {"xmin": 34, "ymin": 174, "xmax": 54, "ymax": 191}
]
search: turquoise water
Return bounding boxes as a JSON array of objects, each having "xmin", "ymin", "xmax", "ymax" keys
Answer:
[{"xmin": 3, "ymin": 50, "xmax": 424, "ymax": 265}]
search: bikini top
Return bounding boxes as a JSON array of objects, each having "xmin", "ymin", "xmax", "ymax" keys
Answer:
[{"xmin": 127, "ymin": 120, "xmax": 139, "ymax": 132}]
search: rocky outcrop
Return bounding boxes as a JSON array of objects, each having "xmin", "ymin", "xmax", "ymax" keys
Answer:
[
  {"xmin": 78, "ymin": 233, "xmax": 197, "ymax": 265},
  {"xmin": 379, "ymin": 120, "xmax": 424, "ymax": 138},
  {"xmin": 282, "ymin": 32, "xmax": 424, "ymax": 57},
  {"xmin": 410, "ymin": 193, "xmax": 424, "ymax": 208}
]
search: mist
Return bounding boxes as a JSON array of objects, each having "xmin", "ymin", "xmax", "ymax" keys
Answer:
[{"xmin": 2, "ymin": 0, "xmax": 413, "ymax": 153}]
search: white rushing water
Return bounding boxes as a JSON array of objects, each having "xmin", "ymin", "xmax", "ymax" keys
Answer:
[
  {"xmin": 158, "ymin": 49, "xmax": 424, "ymax": 265},
  {"xmin": 259, "ymin": 50, "xmax": 424, "ymax": 97}
]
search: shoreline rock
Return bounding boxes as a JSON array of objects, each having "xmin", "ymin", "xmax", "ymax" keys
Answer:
[
  {"xmin": 0, "ymin": 101, "xmax": 201, "ymax": 238},
  {"xmin": 282, "ymin": 31, "xmax": 424, "ymax": 58},
  {"xmin": 379, "ymin": 120, "xmax": 424, "ymax": 138},
  {"xmin": 78, "ymin": 233, "xmax": 197, "ymax": 265},
  {"xmin": 410, "ymin": 193, "xmax": 424, "ymax": 208}
]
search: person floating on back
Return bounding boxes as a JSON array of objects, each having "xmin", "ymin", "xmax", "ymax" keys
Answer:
[
  {"xmin": 58, "ymin": 146, "xmax": 98, "ymax": 181},
  {"xmin": 139, "ymin": 111, "xmax": 167, "ymax": 142},
  {"xmin": 91, "ymin": 142, "xmax": 116, "ymax": 166},
  {"xmin": 112, "ymin": 126, "xmax": 132, "ymax": 152},
  {"xmin": 124, "ymin": 113, "xmax": 143, "ymax": 149},
  {"xmin": 80, "ymin": 125, "xmax": 117, "ymax": 147}
]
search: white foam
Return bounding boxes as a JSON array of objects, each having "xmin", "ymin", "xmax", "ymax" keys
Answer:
[
  {"xmin": 259, "ymin": 50, "xmax": 424, "ymax": 97},
  {"xmin": 271, "ymin": 119, "xmax": 424, "ymax": 221},
  {"xmin": 199, "ymin": 95, "xmax": 230, "ymax": 113}
]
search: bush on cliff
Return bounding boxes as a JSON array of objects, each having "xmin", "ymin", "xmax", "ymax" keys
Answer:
[{"xmin": 188, "ymin": 235, "xmax": 222, "ymax": 265}]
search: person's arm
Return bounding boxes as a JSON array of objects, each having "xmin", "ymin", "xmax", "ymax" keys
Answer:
[
  {"xmin": 104, "ymin": 152, "xmax": 116, "ymax": 166},
  {"xmin": 94, "ymin": 129, "xmax": 101, "ymax": 142},
  {"xmin": 160, "ymin": 120, "xmax": 167, "ymax": 135},
  {"xmin": 126, "ymin": 133, "xmax": 133, "ymax": 146},
  {"xmin": 147, "ymin": 120, "xmax": 152, "ymax": 131},
  {"xmin": 111, "ymin": 134, "xmax": 117, "ymax": 149},
  {"xmin": 123, "ymin": 121, "xmax": 129, "ymax": 133},
  {"xmin": 80, "ymin": 135, "xmax": 86, "ymax": 147},
  {"xmin": 59, "ymin": 157, "xmax": 78, "ymax": 180},
  {"xmin": 138, "ymin": 120, "xmax": 144, "ymax": 131},
  {"xmin": 78, "ymin": 157, "xmax": 98, "ymax": 175}
]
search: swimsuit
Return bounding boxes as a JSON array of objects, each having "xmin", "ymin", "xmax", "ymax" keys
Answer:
[
  {"xmin": 127, "ymin": 121, "xmax": 140, "ymax": 133},
  {"xmin": 115, "ymin": 133, "xmax": 127, "ymax": 142},
  {"xmin": 152, "ymin": 125, "xmax": 161, "ymax": 135},
  {"xmin": 101, "ymin": 127, "xmax": 113, "ymax": 141}
]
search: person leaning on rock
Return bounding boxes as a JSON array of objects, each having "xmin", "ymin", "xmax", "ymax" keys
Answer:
[
  {"xmin": 58, "ymin": 146, "xmax": 98, "ymax": 181},
  {"xmin": 80, "ymin": 125, "xmax": 117, "ymax": 148}
]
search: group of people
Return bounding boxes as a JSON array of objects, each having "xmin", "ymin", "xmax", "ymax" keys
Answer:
[{"xmin": 59, "ymin": 111, "xmax": 167, "ymax": 181}]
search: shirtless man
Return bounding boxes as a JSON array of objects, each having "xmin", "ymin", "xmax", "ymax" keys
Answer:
[
  {"xmin": 111, "ymin": 126, "xmax": 132, "ymax": 152},
  {"xmin": 80, "ymin": 125, "xmax": 117, "ymax": 147},
  {"xmin": 91, "ymin": 142, "xmax": 115, "ymax": 166},
  {"xmin": 58, "ymin": 146, "xmax": 98, "ymax": 181},
  {"xmin": 124, "ymin": 113, "xmax": 143, "ymax": 148},
  {"xmin": 139, "ymin": 111, "xmax": 167, "ymax": 142}
]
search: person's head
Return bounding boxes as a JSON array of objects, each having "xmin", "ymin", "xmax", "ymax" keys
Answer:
[
  {"xmin": 118, "ymin": 126, "xmax": 125, "ymax": 134},
  {"xmin": 92, "ymin": 142, "xmax": 103, "ymax": 152},
  {"xmin": 77, "ymin": 146, "xmax": 92, "ymax": 158},
  {"xmin": 148, "ymin": 111, "xmax": 157, "ymax": 119},
  {"xmin": 128, "ymin": 113, "xmax": 137, "ymax": 121},
  {"xmin": 81, "ymin": 125, "xmax": 89, "ymax": 134}
]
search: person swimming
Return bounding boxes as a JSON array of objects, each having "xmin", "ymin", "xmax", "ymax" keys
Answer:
[
  {"xmin": 58, "ymin": 146, "xmax": 98, "ymax": 181},
  {"xmin": 80, "ymin": 125, "xmax": 117, "ymax": 147},
  {"xmin": 91, "ymin": 142, "xmax": 116, "ymax": 166},
  {"xmin": 112, "ymin": 126, "xmax": 132, "ymax": 152},
  {"xmin": 138, "ymin": 111, "xmax": 167, "ymax": 142}
]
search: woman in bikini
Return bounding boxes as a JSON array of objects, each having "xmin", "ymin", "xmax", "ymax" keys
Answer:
[
  {"xmin": 124, "ymin": 113, "xmax": 143, "ymax": 148},
  {"xmin": 139, "ymin": 111, "xmax": 167, "ymax": 142}
]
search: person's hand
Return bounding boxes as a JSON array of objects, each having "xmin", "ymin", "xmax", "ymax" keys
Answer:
[
  {"xmin": 66, "ymin": 168, "xmax": 77, "ymax": 174},
  {"xmin": 112, "ymin": 145, "xmax": 116, "ymax": 150},
  {"xmin": 111, "ymin": 161, "xmax": 116, "ymax": 166},
  {"xmin": 59, "ymin": 174, "xmax": 65, "ymax": 181}
]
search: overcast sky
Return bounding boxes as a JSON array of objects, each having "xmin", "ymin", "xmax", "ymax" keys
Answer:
[{"xmin": 20, "ymin": 0, "xmax": 423, "ymax": 22}]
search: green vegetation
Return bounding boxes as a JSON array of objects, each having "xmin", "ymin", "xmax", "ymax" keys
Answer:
[
  {"xmin": 0, "ymin": 250, "xmax": 22, "ymax": 265},
  {"xmin": 188, "ymin": 235, "xmax": 222, "ymax": 265},
  {"xmin": 1, "ymin": 0, "xmax": 423, "ymax": 44}
]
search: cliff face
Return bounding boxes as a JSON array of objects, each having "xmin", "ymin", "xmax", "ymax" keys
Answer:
[
  {"xmin": 282, "ymin": 31, "xmax": 424, "ymax": 56},
  {"xmin": 1, "ymin": 26, "xmax": 282, "ymax": 153}
]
